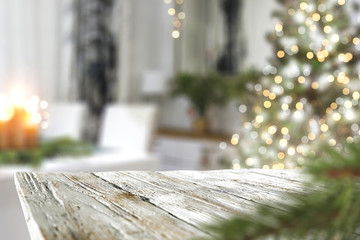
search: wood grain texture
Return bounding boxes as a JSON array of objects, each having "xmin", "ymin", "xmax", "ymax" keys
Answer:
[{"xmin": 15, "ymin": 170, "xmax": 308, "ymax": 240}]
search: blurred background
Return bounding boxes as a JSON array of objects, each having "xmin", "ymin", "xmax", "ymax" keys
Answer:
[
  {"xmin": 0, "ymin": 0, "xmax": 278, "ymax": 172},
  {"xmin": 2, "ymin": 0, "xmax": 360, "ymax": 238}
]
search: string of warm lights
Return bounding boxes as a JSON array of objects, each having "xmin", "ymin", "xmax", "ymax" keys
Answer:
[
  {"xmin": 224, "ymin": 0, "xmax": 360, "ymax": 170},
  {"xmin": 163, "ymin": 0, "xmax": 186, "ymax": 39}
]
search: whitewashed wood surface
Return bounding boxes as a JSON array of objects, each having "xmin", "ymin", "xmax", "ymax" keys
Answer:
[{"xmin": 15, "ymin": 169, "xmax": 309, "ymax": 240}]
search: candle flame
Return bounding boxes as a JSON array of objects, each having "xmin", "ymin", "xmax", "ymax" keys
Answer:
[
  {"xmin": 10, "ymin": 89, "xmax": 25, "ymax": 107},
  {"xmin": 0, "ymin": 94, "xmax": 15, "ymax": 122}
]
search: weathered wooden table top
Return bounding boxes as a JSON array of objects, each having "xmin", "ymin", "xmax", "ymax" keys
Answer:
[{"xmin": 15, "ymin": 169, "xmax": 311, "ymax": 240}]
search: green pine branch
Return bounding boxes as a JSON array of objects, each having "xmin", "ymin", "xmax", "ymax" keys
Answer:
[
  {"xmin": 0, "ymin": 137, "xmax": 92, "ymax": 167},
  {"xmin": 202, "ymin": 142, "xmax": 360, "ymax": 240}
]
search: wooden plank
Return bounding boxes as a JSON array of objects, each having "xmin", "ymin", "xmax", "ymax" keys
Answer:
[
  {"xmin": 250, "ymin": 169, "xmax": 311, "ymax": 182},
  {"xmin": 164, "ymin": 170, "xmax": 312, "ymax": 193},
  {"xmin": 15, "ymin": 170, "xmax": 307, "ymax": 240},
  {"xmin": 160, "ymin": 170, "xmax": 312, "ymax": 209},
  {"xmin": 94, "ymin": 172, "xmax": 237, "ymax": 226},
  {"xmin": 249, "ymin": 169, "xmax": 325, "ymax": 190},
  {"xmin": 15, "ymin": 172, "xmax": 209, "ymax": 240},
  {"xmin": 119, "ymin": 171, "xmax": 261, "ymax": 214}
]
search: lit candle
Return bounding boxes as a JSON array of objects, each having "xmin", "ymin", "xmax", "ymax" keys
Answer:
[
  {"xmin": 0, "ymin": 94, "xmax": 15, "ymax": 149},
  {"xmin": 24, "ymin": 97, "xmax": 41, "ymax": 149},
  {"xmin": 0, "ymin": 121, "xmax": 7, "ymax": 149},
  {"xmin": 9, "ymin": 106, "xmax": 26, "ymax": 149},
  {"xmin": 0, "ymin": 92, "xmax": 42, "ymax": 150},
  {"xmin": 26, "ymin": 124, "xmax": 38, "ymax": 149},
  {"xmin": 25, "ymin": 113, "xmax": 40, "ymax": 149},
  {"xmin": 7, "ymin": 90, "xmax": 27, "ymax": 149}
]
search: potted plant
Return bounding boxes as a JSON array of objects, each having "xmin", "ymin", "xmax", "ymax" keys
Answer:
[{"xmin": 171, "ymin": 72, "xmax": 228, "ymax": 134}]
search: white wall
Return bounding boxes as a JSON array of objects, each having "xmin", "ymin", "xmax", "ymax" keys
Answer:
[
  {"xmin": 0, "ymin": 0, "xmax": 277, "ymax": 133},
  {"xmin": 174, "ymin": 0, "xmax": 225, "ymax": 74}
]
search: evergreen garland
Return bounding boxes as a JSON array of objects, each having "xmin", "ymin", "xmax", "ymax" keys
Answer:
[{"xmin": 0, "ymin": 137, "xmax": 92, "ymax": 167}]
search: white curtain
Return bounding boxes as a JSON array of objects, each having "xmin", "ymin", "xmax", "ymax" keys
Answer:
[
  {"xmin": 174, "ymin": 0, "xmax": 225, "ymax": 74},
  {"xmin": 0, "ymin": 0, "xmax": 75, "ymax": 102}
]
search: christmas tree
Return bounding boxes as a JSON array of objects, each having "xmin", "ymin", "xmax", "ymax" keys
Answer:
[
  {"xmin": 233, "ymin": 0, "xmax": 360, "ymax": 169},
  {"xmin": 204, "ymin": 0, "xmax": 360, "ymax": 238},
  {"xmin": 202, "ymin": 0, "xmax": 360, "ymax": 240}
]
